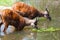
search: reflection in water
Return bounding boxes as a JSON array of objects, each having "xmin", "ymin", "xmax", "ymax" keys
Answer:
[
  {"xmin": 22, "ymin": 32, "xmax": 37, "ymax": 40},
  {"xmin": 37, "ymin": 31, "xmax": 60, "ymax": 40},
  {"xmin": 0, "ymin": 0, "xmax": 60, "ymax": 40},
  {"xmin": 1, "ymin": 28, "xmax": 60, "ymax": 40},
  {"xmin": 0, "ymin": 24, "xmax": 15, "ymax": 36},
  {"xmin": 0, "ymin": 28, "xmax": 37, "ymax": 40},
  {"xmin": 18, "ymin": 29, "xmax": 37, "ymax": 40}
]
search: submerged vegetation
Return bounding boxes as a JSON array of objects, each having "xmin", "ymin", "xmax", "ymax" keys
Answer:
[
  {"xmin": 0, "ymin": 0, "xmax": 60, "ymax": 40},
  {"xmin": 32, "ymin": 27, "xmax": 60, "ymax": 32}
]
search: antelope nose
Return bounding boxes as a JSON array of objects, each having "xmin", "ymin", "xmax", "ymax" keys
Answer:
[{"xmin": 47, "ymin": 17, "xmax": 52, "ymax": 21}]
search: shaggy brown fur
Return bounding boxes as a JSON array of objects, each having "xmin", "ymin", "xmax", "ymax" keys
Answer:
[
  {"xmin": 1, "ymin": 9, "xmax": 26, "ymax": 32},
  {"xmin": 12, "ymin": 2, "xmax": 51, "ymax": 21},
  {"xmin": 12, "ymin": 2, "xmax": 43, "ymax": 19}
]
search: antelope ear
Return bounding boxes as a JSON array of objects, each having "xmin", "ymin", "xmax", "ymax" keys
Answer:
[{"xmin": 45, "ymin": 8, "xmax": 49, "ymax": 14}]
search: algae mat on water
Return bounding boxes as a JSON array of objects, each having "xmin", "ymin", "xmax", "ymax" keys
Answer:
[{"xmin": 32, "ymin": 27, "xmax": 60, "ymax": 32}]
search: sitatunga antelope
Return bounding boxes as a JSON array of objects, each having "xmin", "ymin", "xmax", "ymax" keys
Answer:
[
  {"xmin": 12, "ymin": 2, "xmax": 51, "ymax": 21},
  {"xmin": 0, "ymin": 9, "xmax": 38, "ymax": 33}
]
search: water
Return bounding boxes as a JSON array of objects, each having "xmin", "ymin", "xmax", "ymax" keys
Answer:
[
  {"xmin": 0, "ymin": 0, "xmax": 60, "ymax": 40},
  {"xmin": 0, "ymin": 28, "xmax": 60, "ymax": 40}
]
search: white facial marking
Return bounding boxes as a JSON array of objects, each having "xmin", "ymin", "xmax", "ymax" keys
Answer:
[
  {"xmin": 44, "ymin": 11, "xmax": 48, "ymax": 14},
  {"xmin": 44, "ymin": 11, "xmax": 48, "ymax": 17},
  {"xmin": 24, "ymin": 17, "xmax": 36, "ymax": 27},
  {"xmin": 31, "ymin": 23, "xmax": 35, "ymax": 27}
]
